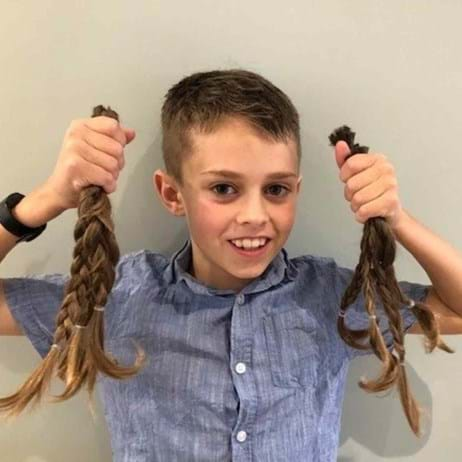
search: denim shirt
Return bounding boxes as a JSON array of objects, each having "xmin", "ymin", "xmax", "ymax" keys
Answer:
[{"xmin": 2, "ymin": 239, "xmax": 429, "ymax": 461}]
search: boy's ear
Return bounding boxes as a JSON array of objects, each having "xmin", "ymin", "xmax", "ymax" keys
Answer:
[
  {"xmin": 296, "ymin": 175, "xmax": 303, "ymax": 193},
  {"xmin": 153, "ymin": 170, "xmax": 186, "ymax": 216}
]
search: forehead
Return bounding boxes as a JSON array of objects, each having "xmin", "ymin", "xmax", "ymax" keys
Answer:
[{"xmin": 185, "ymin": 117, "xmax": 298, "ymax": 178}]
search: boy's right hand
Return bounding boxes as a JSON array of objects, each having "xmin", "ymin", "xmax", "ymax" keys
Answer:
[{"xmin": 44, "ymin": 116, "xmax": 136, "ymax": 211}]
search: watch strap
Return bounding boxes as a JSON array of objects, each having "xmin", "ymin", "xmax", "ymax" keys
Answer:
[{"xmin": 0, "ymin": 193, "xmax": 47, "ymax": 243}]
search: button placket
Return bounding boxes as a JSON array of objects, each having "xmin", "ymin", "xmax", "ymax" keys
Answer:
[
  {"xmin": 232, "ymin": 292, "xmax": 252, "ymax": 448},
  {"xmin": 234, "ymin": 295, "xmax": 248, "ymax": 376}
]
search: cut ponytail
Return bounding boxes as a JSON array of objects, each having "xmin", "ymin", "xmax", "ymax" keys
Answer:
[{"xmin": 329, "ymin": 125, "xmax": 454, "ymax": 437}]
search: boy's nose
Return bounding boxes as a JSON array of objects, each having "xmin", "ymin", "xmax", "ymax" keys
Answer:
[{"xmin": 237, "ymin": 196, "xmax": 270, "ymax": 223}]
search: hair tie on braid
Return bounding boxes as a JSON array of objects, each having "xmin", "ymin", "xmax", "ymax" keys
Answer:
[
  {"xmin": 0, "ymin": 105, "xmax": 147, "ymax": 422},
  {"xmin": 329, "ymin": 125, "xmax": 455, "ymax": 438}
]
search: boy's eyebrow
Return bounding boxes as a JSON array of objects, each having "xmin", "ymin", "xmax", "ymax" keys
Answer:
[{"xmin": 200, "ymin": 170, "xmax": 298, "ymax": 179}]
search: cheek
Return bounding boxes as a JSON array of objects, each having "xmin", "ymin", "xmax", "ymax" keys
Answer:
[
  {"xmin": 273, "ymin": 203, "xmax": 297, "ymax": 231},
  {"xmin": 187, "ymin": 198, "xmax": 225, "ymax": 236}
]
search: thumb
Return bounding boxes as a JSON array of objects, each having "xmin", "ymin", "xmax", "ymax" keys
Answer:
[
  {"xmin": 124, "ymin": 127, "xmax": 136, "ymax": 144},
  {"xmin": 334, "ymin": 140, "xmax": 351, "ymax": 170}
]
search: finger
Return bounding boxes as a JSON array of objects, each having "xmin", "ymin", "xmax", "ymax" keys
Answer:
[
  {"xmin": 344, "ymin": 167, "xmax": 382, "ymax": 201},
  {"xmin": 350, "ymin": 181, "xmax": 388, "ymax": 213},
  {"xmin": 82, "ymin": 128, "xmax": 125, "ymax": 169},
  {"xmin": 84, "ymin": 116, "xmax": 128, "ymax": 147},
  {"xmin": 86, "ymin": 162, "xmax": 118, "ymax": 194},
  {"xmin": 355, "ymin": 193, "xmax": 389, "ymax": 223},
  {"xmin": 77, "ymin": 141, "xmax": 121, "ymax": 179}
]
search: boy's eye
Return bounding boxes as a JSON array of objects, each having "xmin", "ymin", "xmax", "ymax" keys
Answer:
[{"xmin": 210, "ymin": 183, "xmax": 290, "ymax": 197}]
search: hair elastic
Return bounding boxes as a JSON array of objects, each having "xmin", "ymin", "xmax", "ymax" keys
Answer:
[
  {"xmin": 49, "ymin": 309, "xmax": 103, "ymax": 351},
  {"xmin": 50, "ymin": 325, "xmax": 86, "ymax": 351}
]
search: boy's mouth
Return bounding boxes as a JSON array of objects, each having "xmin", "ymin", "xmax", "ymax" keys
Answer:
[{"xmin": 227, "ymin": 239, "xmax": 271, "ymax": 258}]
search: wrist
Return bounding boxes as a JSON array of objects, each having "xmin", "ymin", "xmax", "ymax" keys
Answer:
[
  {"xmin": 12, "ymin": 184, "xmax": 67, "ymax": 228},
  {"xmin": 390, "ymin": 208, "xmax": 410, "ymax": 242}
]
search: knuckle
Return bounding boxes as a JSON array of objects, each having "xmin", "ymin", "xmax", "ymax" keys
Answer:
[
  {"xmin": 103, "ymin": 116, "xmax": 119, "ymax": 133},
  {"xmin": 109, "ymin": 157, "xmax": 119, "ymax": 173},
  {"xmin": 66, "ymin": 154, "xmax": 81, "ymax": 172},
  {"xmin": 67, "ymin": 119, "xmax": 83, "ymax": 136},
  {"xmin": 67, "ymin": 137, "xmax": 84, "ymax": 152},
  {"xmin": 344, "ymin": 187, "xmax": 349, "ymax": 201},
  {"xmin": 71, "ymin": 178, "xmax": 80, "ymax": 192},
  {"xmin": 346, "ymin": 181, "xmax": 354, "ymax": 195},
  {"xmin": 113, "ymin": 142, "xmax": 124, "ymax": 158},
  {"xmin": 345, "ymin": 159, "xmax": 353, "ymax": 173},
  {"xmin": 388, "ymin": 176, "xmax": 398, "ymax": 188}
]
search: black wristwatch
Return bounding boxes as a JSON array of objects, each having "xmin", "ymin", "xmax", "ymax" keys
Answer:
[{"xmin": 0, "ymin": 193, "xmax": 47, "ymax": 243}]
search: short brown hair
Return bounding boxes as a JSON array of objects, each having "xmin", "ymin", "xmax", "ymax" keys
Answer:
[{"xmin": 161, "ymin": 68, "xmax": 302, "ymax": 186}]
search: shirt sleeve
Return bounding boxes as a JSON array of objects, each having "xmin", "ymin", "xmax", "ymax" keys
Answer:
[
  {"xmin": 2, "ymin": 273, "xmax": 70, "ymax": 359},
  {"xmin": 1, "ymin": 253, "xmax": 134, "ymax": 360},
  {"xmin": 328, "ymin": 258, "xmax": 431, "ymax": 360}
]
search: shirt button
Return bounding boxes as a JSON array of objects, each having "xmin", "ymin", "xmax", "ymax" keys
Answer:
[
  {"xmin": 235, "ymin": 362, "xmax": 246, "ymax": 374},
  {"xmin": 236, "ymin": 294, "xmax": 245, "ymax": 304},
  {"xmin": 236, "ymin": 430, "xmax": 247, "ymax": 442}
]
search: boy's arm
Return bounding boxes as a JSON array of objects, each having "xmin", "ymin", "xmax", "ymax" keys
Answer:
[
  {"xmin": 391, "ymin": 209, "xmax": 462, "ymax": 335},
  {"xmin": 0, "ymin": 182, "xmax": 67, "ymax": 263},
  {"xmin": 0, "ymin": 183, "xmax": 67, "ymax": 336}
]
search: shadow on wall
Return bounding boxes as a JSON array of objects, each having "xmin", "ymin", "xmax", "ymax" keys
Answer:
[
  {"xmin": 338, "ymin": 354, "xmax": 432, "ymax": 459},
  {"xmin": 114, "ymin": 124, "xmax": 189, "ymax": 257}
]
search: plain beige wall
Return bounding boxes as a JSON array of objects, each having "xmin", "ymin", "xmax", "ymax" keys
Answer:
[{"xmin": 1, "ymin": 1, "xmax": 461, "ymax": 461}]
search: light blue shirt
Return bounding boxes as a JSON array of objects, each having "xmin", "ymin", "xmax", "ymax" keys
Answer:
[{"xmin": 3, "ymin": 239, "xmax": 429, "ymax": 461}]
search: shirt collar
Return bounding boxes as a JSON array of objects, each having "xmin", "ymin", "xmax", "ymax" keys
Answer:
[{"xmin": 164, "ymin": 238, "xmax": 298, "ymax": 296}]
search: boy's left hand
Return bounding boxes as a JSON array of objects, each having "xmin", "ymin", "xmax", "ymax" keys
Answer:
[{"xmin": 334, "ymin": 140, "xmax": 405, "ymax": 229}]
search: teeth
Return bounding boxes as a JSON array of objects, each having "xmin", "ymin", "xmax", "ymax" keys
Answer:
[{"xmin": 231, "ymin": 238, "xmax": 268, "ymax": 249}]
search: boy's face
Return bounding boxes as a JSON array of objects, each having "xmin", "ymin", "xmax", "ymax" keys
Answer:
[{"xmin": 154, "ymin": 116, "xmax": 302, "ymax": 292}]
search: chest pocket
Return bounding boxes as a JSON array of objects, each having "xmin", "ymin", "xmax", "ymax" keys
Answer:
[{"xmin": 263, "ymin": 308, "xmax": 321, "ymax": 389}]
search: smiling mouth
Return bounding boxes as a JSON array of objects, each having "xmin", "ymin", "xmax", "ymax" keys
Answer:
[{"xmin": 227, "ymin": 239, "xmax": 271, "ymax": 256}]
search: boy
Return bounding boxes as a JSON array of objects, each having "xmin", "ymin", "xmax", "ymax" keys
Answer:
[{"xmin": 0, "ymin": 68, "xmax": 461, "ymax": 461}]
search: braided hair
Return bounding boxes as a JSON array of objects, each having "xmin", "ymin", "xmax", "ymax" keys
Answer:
[
  {"xmin": 328, "ymin": 125, "xmax": 455, "ymax": 436},
  {"xmin": 0, "ymin": 105, "xmax": 146, "ymax": 421}
]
